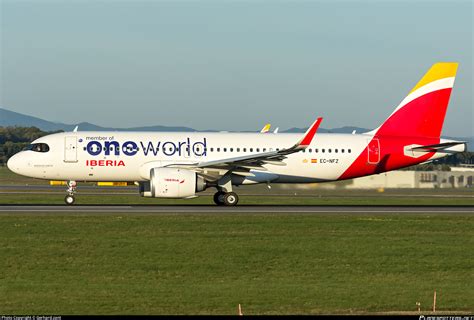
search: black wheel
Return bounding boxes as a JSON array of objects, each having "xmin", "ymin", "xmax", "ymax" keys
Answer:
[
  {"xmin": 213, "ymin": 191, "xmax": 226, "ymax": 206},
  {"xmin": 65, "ymin": 195, "xmax": 75, "ymax": 205},
  {"xmin": 223, "ymin": 192, "xmax": 239, "ymax": 206}
]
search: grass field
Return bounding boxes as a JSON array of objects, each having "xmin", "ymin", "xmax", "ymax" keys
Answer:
[
  {"xmin": 0, "ymin": 212, "xmax": 473, "ymax": 314},
  {"xmin": 1, "ymin": 166, "xmax": 473, "ymax": 314}
]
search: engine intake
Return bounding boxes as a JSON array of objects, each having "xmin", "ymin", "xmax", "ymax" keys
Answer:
[{"xmin": 139, "ymin": 167, "xmax": 206, "ymax": 198}]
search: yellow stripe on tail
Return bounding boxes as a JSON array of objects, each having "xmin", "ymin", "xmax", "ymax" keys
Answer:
[{"xmin": 409, "ymin": 62, "xmax": 458, "ymax": 93}]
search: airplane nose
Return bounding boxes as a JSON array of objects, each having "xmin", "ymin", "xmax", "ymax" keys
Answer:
[{"xmin": 7, "ymin": 153, "xmax": 21, "ymax": 174}]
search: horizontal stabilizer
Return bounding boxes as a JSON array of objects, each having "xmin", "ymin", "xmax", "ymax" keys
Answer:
[{"xmin": 410, "ymin": 141, "xmax": 466, "ymax": 152}]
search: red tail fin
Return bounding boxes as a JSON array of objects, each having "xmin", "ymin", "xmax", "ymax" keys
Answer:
[{"xmin": 369, "ymin": 63, "xmax": 458, "ymax": 138}]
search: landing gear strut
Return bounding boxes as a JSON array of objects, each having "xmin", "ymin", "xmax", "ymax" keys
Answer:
[
  {"xmin": 213, "ymin": 173, "xmax": 239, "ymax": 206},
  {"xmin": 65, "ymin": 180, "xmax": 77, "ymax": 205}
]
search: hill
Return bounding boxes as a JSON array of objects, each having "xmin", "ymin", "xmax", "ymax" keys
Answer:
[
  {"xmin": 0, "ymin": 108, "xmax": 197, "ymax": 132},
  {"xmin": 1, "ymin": 107, "xmax": 471, "ymax": 150}
]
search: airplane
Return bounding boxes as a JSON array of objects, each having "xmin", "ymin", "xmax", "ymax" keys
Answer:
[
  {"xmin": 7, "ymin": 62, "xmax": 466, "ymax": 206},
  {"xmin": 260, "ymin": 124, "xmax": 271, "ymax": 133}
]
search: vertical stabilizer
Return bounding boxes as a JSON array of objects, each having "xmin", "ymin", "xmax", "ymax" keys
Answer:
[{"xmin": 369, "ymin": 63, "xmax": 458, "ymax": 138}]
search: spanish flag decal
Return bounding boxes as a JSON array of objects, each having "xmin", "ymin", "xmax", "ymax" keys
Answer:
[{"xmin": 311, "ymin": 159, "xmax": 318, "ymax": 163}]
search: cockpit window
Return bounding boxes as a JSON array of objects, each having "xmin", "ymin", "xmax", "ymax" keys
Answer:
[{"xmin": 23, "ymin": 143, "xmax": 50, "ymax": 153}]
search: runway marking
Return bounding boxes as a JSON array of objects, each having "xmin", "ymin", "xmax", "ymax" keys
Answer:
[
  {"xmin": 0, "ymin": 210, "xmax": 472, "ymax": 213},
  {"xmin": 0, "ymin": 205, "xmax": 472, "ymax": 214}
]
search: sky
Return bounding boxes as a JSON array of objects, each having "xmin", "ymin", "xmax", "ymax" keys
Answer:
[{"xmin": 0, "ymin": 0, "xmax": 472, "ymax": 136}]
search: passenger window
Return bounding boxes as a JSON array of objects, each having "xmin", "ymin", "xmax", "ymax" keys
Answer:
[
  {"xmin": 256, "ymin": 148, "xmax": 260, "ymax": 152},
  {"xmin": 230, "ymin": 148, "xmax": 233, "ymax": 152},
  {"xmin": 308, "ymin": 148, "xmax": 312, "ymax": 153},
  {"xmin": 335, "ymin": 149, "xmax": 338, "ymax": 153},
  {"xmin": 322, "ymin": 149, "xmax": 325, "ymax": 153},
  {"xmin": 341, "ymin": 149, "xmax": 344, "ymax": 153},
  {"xmin": 315, "ymin": 149, "xmax": 318, "ymax": 153},
  {"xmin": 217, "ymin": 148, "xmax": 220, "ymax": 152},
  {"xmin": 237, "ymin": 148, "xmax": 240, "ymax": 152},
  {"xmin": 263, "ymin": 148, "xmax": 266, "ymax": 152},
  {"xmin": 348, "ymin": 149, "xmax": 351, "ymax": 153},
  {"xmin": 328, "ymin": 149, "xmax": 332, "ymax": 153},
  {"xmin": 243, "ymin": 148, "xmax": 247, "ymax": 152},
  {"xmin": 250, "ymin": 148, "xmax": 253, "ymax": 152}
]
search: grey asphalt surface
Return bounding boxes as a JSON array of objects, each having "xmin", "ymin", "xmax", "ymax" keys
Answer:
[
  {"xmin": 2, "ymin": 185, "xmax": 473, "ymax": 198},
  {"xmin": 0, "ymin": 205, "xmax": 472, "ymax": 214}
]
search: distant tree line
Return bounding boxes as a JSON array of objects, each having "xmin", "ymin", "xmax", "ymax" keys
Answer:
[{"xmin": 0, "ymin": 127, "xmax": 62, "ymax": 164}]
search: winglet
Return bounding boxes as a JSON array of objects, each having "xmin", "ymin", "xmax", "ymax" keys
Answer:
[{"xmin": 296, "ymin": 117, "xmax": 323, "ymax": 148}]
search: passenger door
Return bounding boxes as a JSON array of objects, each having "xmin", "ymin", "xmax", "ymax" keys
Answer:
[
  {"xmin": 367, "ymin": 138, "xmax": 380, "ymax": 164},
  {"xmin": 64, "ymin": 136, "xmax": 78, "ymax": 163}
]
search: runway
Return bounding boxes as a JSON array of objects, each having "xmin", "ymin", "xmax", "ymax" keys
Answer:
[
  {"xmin": 0, "ymin": 205, "xmax": 472, "ymax": 215},
  {"xmin": 2, "ymin": 185, "xmax": 473, "ymax": 198}
]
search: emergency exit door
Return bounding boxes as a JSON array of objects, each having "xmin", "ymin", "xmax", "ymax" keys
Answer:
[
  {"xmin": 367, "ymin": 138, "xmax": 380, "ymax": 164},
  {"xmin": 64, "ymin": 136, "xmax": 78, "ymax": 163}
]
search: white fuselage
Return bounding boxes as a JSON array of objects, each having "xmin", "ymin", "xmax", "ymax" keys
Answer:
[
  {"xmin": 8, "ymin": 131, "xmax": 373, "ymax": 183},
  {"xmin": 7, "ymin": 131, "xmax": 458, "ymax": 185}
]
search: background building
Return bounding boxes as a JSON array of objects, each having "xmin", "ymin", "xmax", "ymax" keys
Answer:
[{"xmin": 344, "ymin": 166, "xmax": 474, "ymax": 189}]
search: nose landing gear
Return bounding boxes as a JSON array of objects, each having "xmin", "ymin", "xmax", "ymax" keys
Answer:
[{"xmin": 64, "ymin": 180, "xmax": 77, "ymax": 205}]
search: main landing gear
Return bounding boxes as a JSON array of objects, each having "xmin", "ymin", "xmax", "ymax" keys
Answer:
[
  {"xmin": 213, "ymin": 191, "xmax": 239, "ymax": 206},
  {"xmin": 213, "ymin": 172, "xmax": 239, "ymax": 206},
  {"xmin": 64, "ymin": 180, "xmax": 77, "ymax": 205}
]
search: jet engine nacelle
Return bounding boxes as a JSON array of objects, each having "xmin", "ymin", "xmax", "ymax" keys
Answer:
[{"xmin": 139, "ymin": 167, "xmax": 207, "ymax": 198}]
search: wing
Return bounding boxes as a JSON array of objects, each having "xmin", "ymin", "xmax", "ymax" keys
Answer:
[{"xmin": 167, "ymin": 117, "xmax": 323, "ymax": 179}]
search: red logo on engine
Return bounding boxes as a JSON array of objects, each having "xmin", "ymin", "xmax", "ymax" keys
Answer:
[{"xmin": 163, "ymin": 178, "xmax": 186, "ymax": 183}]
